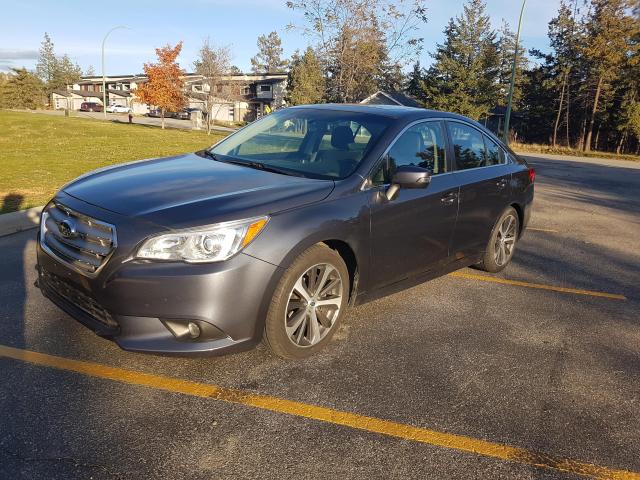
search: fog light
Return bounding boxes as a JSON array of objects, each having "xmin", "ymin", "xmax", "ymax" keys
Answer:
[{"xmin": 187, "ymin": 322, "xmax": 201, "ymax": 339}]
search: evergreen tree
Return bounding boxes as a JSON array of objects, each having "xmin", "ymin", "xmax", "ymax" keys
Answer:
[
  {"xmin": 286, "ymin": 47, "xmax": 325, "ymax": 105},
  {"xmin": 497, "ymin": 21, "xmax": 528, "ymax": 110},
  {"xmin": 422, "ymin": 0, "xmax": 501, "ymax": 120},
  {"xmin": 405, "ymin": 60, "xmax": 425, "ymax": 101},
  {"xmin": 36, "ymin": 32, "xmax": 57, "ymax": 84},
  {"xmin": 35, "ymin": 32, "xmax": 82, "ymax": 97},
  {"xmin": 250, "ymin": 32, "xmax": 289, "ymax": 73},
  {"xmin": 0, "ymin": 68, "xmax": 45, "ymax": 109},
  {"xmin": 49, "ymin": 54, "xmax": 82, "ymax": 92},
  {"xmin": 581, "ymin": 0, "xmax": 638, "ymax": 151}
]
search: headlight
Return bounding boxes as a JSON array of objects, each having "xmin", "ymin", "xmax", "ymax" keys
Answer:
[{"xmin": 136, "ymin": 216, "xmax": 268, "ymax": 263}]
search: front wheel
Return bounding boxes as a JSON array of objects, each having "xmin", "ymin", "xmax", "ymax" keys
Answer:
[
  {"xmin": 477, "ymin": 207, "xmax": 519, "ymax": 273},
  {"xmin": 263, "ymin": 244, "xmax": 349, "ymax": 359}
]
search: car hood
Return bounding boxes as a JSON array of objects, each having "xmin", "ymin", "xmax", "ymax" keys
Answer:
[{"xmin": 63, "ymin": 153, "xmax": 335, "ymax": 229}]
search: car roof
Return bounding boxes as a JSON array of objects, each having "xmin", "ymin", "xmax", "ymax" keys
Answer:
[{"xmin": 289, "ymin": 103, "xmax": 476, "ymax": 122}]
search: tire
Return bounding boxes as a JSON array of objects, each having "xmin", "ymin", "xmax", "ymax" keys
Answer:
[
  {"xmin": 263, "ymin": 244, "xmax": 350, "ymax": 359},
  {"xmin": 477, "ymin": 207, "xmax": 519, "ymax": 273}
]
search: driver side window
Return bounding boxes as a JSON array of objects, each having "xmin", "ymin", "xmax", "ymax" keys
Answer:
[{"xmin": 372, "ymin": 121, "xmax": 447, "ymax": 186}]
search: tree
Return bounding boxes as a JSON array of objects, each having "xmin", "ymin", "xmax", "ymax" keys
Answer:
[
  {"xmin": 194, "ymin": 39, "xmax": 232, "ymax": 134},
  {"xmin": 581, "ymin": 0, "xmax": 638, "ymax": 151},
  {"xmin": 49, "ymin": 54, "xmax": 82, "ymax": 92},
  {"xmin": 35, "ymin": 32, "xmax": 81, "ymax": 100},
  {"xmin": 405, "ymin": 60, "xmax": 425, "ymax": 102},
  {"xmin": 228, "ymin": 65, "xmax": 242, "ymax": 74},
  {"xmin": 250, "ymin": 32, "xmax": 288, "ymax": 73},
  {"xmin": 136, "ymin": 42, "xmax": 186, "ymax": 129},
  {"xmin": 286, "ymin": 0, "xmax": 427, "ymax": 102},
  {"xmin": 286, "ymin": 47, "xmax": 325, "ymax": 105},
  {"xmin": 497, "ymin": 21, "xmax": 529, "ymax": 110},
  {"xmin": 85, "ymin": 65, "xmax": 96, "ymax": 76},
  {"xmin": 36, "ymin": 32, "xmax": 57, "ymax": 84},
  {"xmin": 422, "ymin": 0, "xmax": 501, "ymax": 120},
  {"xmin": 0, "ymin": 68, "xmax": 45, "ymax": 109}
]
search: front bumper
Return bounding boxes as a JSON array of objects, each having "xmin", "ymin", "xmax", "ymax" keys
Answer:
[{"xmin": 37, "ymin": 215, "xmax": 282, "ymax": 355}]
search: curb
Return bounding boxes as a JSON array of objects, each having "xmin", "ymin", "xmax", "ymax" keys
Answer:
[{"xmin": 0, "ymin": 206, "xmax": 43, "ymax": 238}]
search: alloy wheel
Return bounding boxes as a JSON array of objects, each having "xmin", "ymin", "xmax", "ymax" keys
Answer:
[
  {"xmin": 285, "ymin": 263, "xmax": 343, "ymax": 347},
  {"xmin": 494, "ymin": 214, "xmax": 517, "ymax": 267}
]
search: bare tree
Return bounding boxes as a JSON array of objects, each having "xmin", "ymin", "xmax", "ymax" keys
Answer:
[
  {"xmin": 286, "ymin": 0, "xmax": 427, "ymax": 102},
  {"xmin": 193, "ymin": 39, "xmax": 232, "ymax": 134}
]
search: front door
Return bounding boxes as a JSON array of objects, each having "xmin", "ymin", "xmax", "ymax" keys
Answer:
[
  {"xmin": 445, "ymin": 121, "xmax": 513, "ymax": 259},
  {"xmin": 368, "ymin": 120, "xmax": 459, "ymax": 290}
]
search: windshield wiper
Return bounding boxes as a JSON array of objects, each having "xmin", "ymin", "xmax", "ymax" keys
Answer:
[{"xmin": 222, "ymin": 158, "xmax": 305, "ymax": 178}]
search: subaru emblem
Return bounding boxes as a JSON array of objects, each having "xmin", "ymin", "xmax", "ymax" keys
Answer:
[{"xmin": 58, "ymin": 219, "xmax": 77, "ymax": 238}]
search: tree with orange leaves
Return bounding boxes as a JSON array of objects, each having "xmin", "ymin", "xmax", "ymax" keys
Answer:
[{"xmin": 136, "ymin": 42, "xmax": 186, "ymax": 129}]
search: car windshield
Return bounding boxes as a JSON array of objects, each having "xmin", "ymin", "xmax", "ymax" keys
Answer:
[{"xmin": 209, "ymin": 108, "xmax": 391, "ymax": 179}]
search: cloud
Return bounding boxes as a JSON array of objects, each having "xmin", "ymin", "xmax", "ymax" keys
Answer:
[{"xmin": 0, "ymin": 49, "xmax": 39, "ymax": 60}]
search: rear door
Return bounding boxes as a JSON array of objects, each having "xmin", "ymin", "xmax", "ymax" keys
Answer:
[
  {"xmin": 446, "ymin": 121, "xmax": 512, "ymax": 259},
  {"xmin": 368, "ymin": 120, "xmax": 459, "ymax": 289}
]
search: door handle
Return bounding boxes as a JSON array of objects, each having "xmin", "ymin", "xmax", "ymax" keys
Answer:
[
  {"xmin": 441, "ymin": 192, "xmax": 458, "ymax": 204},
  {"xmin": 496, "ymin": 178, "xmax": 508, "ymax": 188}
]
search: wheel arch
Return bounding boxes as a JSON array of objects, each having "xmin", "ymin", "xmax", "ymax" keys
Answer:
[
  {"xmin": 321, "ymin": 239, "xmax": 359, "ymax": 305},
  {"xmin": 510, "ymin": 202, "xmax": 525, "ymax": 238}
]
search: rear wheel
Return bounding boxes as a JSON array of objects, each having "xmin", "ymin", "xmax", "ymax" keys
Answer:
[
  {"xmin": 264, "ymin": 244, "xmax": 349, "ymax": 359},
  {"xmin": 477, "ymin": 207, "xmax": 519, "ymax": 273}
]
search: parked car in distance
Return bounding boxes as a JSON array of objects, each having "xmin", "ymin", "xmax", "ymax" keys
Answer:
[
  {"xmin": 79, "ymin": 102, "xmax": 103, "ymax": 112},
  {"xmin": 106, "ymin": 104, "xmax": 131, "ymax": 113},
  {"xmin": 174, "ymin": 108, "xmax": 201, "ymax": 120},
  {"xmin": 37, "ymin": 104, "xmax": 534, "ymax": 359}
]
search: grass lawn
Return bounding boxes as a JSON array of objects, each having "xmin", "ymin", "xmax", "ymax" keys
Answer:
[
  {"xmin": 0, "ymin": 110, "xmax": 227, "ymax": 213},
  {"xmin": 511, "ymin": 141, "xmax": 640, "ymax": 162}
]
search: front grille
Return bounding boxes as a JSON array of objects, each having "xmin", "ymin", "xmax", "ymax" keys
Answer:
[
  {"xmin": 40, "ymin": 269, "xmax": 118, "ymax": 330},
  {"xmin": 41, "ymin": 201, "xmax": 117, "ymax": 276}
]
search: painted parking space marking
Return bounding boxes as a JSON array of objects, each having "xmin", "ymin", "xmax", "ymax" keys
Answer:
[
  {"xmin": 448, "ymin": 271, "xmax": 627, "ymax": 301},
  {"xmin": 527, "ymin": 226, "xmax": 559, "ymax": 233},
  {"xmin": 1, "ymin": 344, "xmax": 638, "ymax": 480}
]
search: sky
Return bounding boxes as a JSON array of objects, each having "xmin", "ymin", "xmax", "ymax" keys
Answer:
[{"xmin": 0, "ymin": 0, "xmax": 561, "ymax": 76}]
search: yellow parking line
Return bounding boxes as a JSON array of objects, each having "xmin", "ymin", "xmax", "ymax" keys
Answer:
[
  {"xmin": 527, "ymin": 227, "xmax": 559, "ymax": 233},
  {"xmin": 449, "ymin": 271, "xmax": 627, "ymax": 301},
  {"xmin": 1, "ymin": 344, "xmax": 638, "ymax": 480}
]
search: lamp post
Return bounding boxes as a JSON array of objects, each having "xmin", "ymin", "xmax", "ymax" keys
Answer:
[
  {"xmin": 102, "ymin": 26, "xmax": 128, "ymax": 118},
  {"xmin": 503, "ymin": 0, "xmax": 526, "ymax": 145}
]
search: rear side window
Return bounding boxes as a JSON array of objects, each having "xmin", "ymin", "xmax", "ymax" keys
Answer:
[
  {"xmin": 447, "ymin": 122, "xmax": 486, "ymax": 170},
  {"xmin": 372, "ymin": 121, "xmax": 447, "ymax": 185},
  {"xmin": 483, "ymin": 135, "xmax": 505, "ymax": 166}
]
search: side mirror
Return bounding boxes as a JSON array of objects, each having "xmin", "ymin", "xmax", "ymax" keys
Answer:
[{"xmin": 386, "ymin": 165, "xmax": 431, "ymax": 200}]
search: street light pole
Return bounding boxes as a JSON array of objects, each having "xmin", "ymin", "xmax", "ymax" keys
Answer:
[
  {"xmin": 503, "ymin": 0, "xmax": 526, "ymax": 145},
  {"xmin": 102, "ymin": 25, "xmax": 128, "ymax": 119}
]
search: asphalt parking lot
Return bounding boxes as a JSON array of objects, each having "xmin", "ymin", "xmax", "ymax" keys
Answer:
[{"xmin": 1, "ymin": 153, "xmax": 639, "ymax": 480}]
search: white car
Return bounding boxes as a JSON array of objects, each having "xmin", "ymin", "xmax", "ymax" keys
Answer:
[{"xmin": 106, "ymin": 104, "xmax": 131, "ymax": 113}]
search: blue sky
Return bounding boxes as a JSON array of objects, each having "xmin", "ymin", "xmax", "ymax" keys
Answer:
[{"xmin": 0, "ymin": 0, "xmax": 560, "ymax": 75}]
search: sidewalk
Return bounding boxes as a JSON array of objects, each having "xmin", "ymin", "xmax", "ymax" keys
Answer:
[{"xmin": 0, "ymin": 206, "xmax": 42, "ymax": 237}]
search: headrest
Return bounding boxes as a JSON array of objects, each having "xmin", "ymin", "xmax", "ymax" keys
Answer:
[{"xmin": 331, "ymin": 125, "xmax": 354, "ymax": 150}]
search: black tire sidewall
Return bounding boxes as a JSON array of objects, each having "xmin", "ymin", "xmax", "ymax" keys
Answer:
[
  {"xmin": 264, "ymin": 244, "xmax": 350, "ymax": 359},
  {"xmin": 481, "ymin": 207, "xmax": 519, "ymax": 273}
]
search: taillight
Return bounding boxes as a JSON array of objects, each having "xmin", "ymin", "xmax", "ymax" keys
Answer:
[{"xmin": 528, "ymin": 167, "xmax": 535, "ymax": 184}]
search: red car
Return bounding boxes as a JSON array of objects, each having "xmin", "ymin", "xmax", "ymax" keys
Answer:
[{"xmin": 80, "ymin": 102, "xmax": 103, "ymax": 112}]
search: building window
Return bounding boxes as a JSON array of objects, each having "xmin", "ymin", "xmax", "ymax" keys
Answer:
[
  {"xmin": 259, "ymin": 85, "xmax": 271, "ymax": 92},
  {"xmin": 242, "ymin": 86, "xmax": 251, "ymax": 95}
]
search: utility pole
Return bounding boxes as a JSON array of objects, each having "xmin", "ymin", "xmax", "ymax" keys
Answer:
[
  {"xmin": 102, "ymin": 26, "xmax": 128, "ymax": 119},
  {"xmin": 503, "ymin": 0, "xmax": 526, "ymax": 145}
]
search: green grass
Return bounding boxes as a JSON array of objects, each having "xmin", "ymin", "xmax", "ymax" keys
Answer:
[
  {"xmin": 0, "ymin": 111, "xmax": 228, "ymax": 213},
  {"xmin": 511, "ymin": 141, "xmax": 640, "ymax": 162}
]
